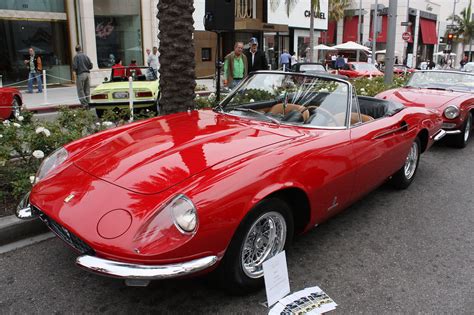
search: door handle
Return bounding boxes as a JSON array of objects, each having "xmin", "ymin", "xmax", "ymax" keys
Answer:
[{"xmin": 372, "ymin": 121, "xmax": 409, "ymax": 139}]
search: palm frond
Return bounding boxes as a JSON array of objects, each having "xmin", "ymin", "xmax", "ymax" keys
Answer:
[{"xmin": 270, "ymin": 0, "xmax": 281, "ymax": 12}]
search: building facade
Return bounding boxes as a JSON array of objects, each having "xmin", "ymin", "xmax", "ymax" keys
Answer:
[{"xmin": 0, "ymin": 0, "xmax": 328, "ymax": 86}]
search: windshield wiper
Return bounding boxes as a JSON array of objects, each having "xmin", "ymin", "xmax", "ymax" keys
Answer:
[{"xmin": 231, "ymin": 107, "xmax": 281, "ymax": 125}]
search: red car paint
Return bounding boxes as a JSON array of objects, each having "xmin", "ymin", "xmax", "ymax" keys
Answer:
[
  {"xmin": 337, "ymin": 62, "xmax": 384, "ymax": 78},
  {"xmin": 377, "ymin": 81, "xmax": 474, "ymax": 131},
  {"xmin": 29, "ymin": 105, "xmax": 442, "ymax": 268},
  {"xmin": 0, "ymin": 87, "xmax": 22, "ymax": 119}
]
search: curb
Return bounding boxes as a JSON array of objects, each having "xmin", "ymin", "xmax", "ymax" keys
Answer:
[
  {"xmin": 26, "ymin": 103, "xmax": 83, "ymax": 114},
  {"xmin": 0, "ymin": 215, "xmax": 48, "ymax": 246}
]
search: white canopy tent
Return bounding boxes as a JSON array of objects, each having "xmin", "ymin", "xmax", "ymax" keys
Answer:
[
  {"xmin": 312, "ymin": 44, "xmax": 337, "ymax": 62},
  {"xmin": 333, "ymin": 41, "xmax": 371, "ymax": 51},
  {"xmin": 434, "ymin": 51, "xmax": 456, "ymax": 56}
]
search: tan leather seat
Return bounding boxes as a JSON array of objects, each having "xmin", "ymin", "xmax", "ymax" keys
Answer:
[
  {"xmin": 269, "ymin": 103, "xmax": 310, "ymax": 121},
  {"xmin": 334, "ymin": 112, "xmax": 374, "ymax": 126}
]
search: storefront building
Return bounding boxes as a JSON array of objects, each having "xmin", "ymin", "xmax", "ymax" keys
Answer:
[{"xmin": 0, "ymin": 0, "xmax": 329, "ymax": 86}]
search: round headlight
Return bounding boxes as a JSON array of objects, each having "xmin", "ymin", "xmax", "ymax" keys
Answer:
[
  {"xmin": 35, "ymin": 147, "xmax": 68, "ymax": 182},
  {"xmin": 171, "ymin": 195, "xmax": 197, "ymax": 233},
  {"xmin": 444, "ymin": 105, "xmax": 460, "ymax": 119}
]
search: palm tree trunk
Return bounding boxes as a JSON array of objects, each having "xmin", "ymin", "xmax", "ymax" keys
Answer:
[
  {"xmin": 309, "ymin": 6, "xmax": 315, "ymax": 62},
  {"xmin": 157, "ymin": 0, "xmax": 196, "ymax": 114},
  {"xmin": 469, "ymin": 37, "xmax": 473, "ymax": 61}
]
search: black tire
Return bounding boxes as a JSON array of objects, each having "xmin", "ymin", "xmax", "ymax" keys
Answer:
[
  {"xmin": 215, "ymin": 198, "xmax": 294, "ymax": 294},
  {"xmin": 95, "ymin": 108, "xmax": 105, "ymax": 118},
  {"xmin": 449, "ymin": 112, "xmax": 472, "ymax": 149},
  {"xmin": 10, "ymin": 96, "xmax": 21, "ymax": 120},
  {"xmin": 390, "ymin": 137, "xmax": 421, "ymax": 189}
]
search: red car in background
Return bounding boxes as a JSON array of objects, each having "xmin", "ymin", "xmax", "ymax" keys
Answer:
[
  {"xmin": 337, "ymin": 62, "xmax": 384, "ymax": 78},
  {"xmin": 0, "ymin": 87, "xmax": 23, "ymax": 120},
  {"xmin": 377, "ymin": 70, "xmax": 474, "ymax": 148},
  {"xmin": 392, "ymin": 64, "xmax": 416, "ymax": 76},
  {"xmin": 17, "ymin": 72, "xmax": 444, "ymax": 293}
]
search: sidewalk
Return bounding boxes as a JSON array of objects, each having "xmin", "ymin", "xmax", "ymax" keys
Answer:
[{"xmin": 21, "ymin": 78, "xmax": 216, "ymax": 112}]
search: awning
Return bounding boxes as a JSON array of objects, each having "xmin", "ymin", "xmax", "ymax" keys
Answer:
[
  {"xmin": 369, "ymin": 15, "xmax": 388, "ymax": 43},
  {"xmin": 419, "ymin": 18, "xmax": 437, "ymax": 45},
  {"xmin": 319, "ymin": 21, "xmax": 336, "ymax": 44},
  {"xmin": 343, "ymin": 16, "xmax": 359, "ymax": 42}
]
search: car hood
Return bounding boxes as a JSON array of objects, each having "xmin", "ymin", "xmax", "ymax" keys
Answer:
[
  {"xmin": 380, "ymin": 88, "xmax": 467, "ymax": 108},
  {"xmin": 73, "ymin": 110, "xmax": 302, "ymax": 194},
  {"xmin": 93, "ymin": 81, "xmax": 158, "ymax": 92}
]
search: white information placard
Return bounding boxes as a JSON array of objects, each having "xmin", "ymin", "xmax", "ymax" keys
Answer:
[{"xmin": 263, "ymin": 251, "xmax": 291, "ymax": 307}]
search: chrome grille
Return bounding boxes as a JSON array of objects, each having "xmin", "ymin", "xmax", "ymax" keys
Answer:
[{"xmin": 33, "ymin": 206, "xmax": 95, "ymax": 255}]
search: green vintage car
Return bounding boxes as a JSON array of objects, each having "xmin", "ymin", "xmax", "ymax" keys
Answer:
[{"xmin": 90, "ymin": 66, "xmax": 160, "ymax": 118}]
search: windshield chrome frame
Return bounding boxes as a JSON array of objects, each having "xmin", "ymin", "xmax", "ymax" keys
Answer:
[{"xmin": 217, "ymin": 71, "xmax": 352, "ymax": 130}]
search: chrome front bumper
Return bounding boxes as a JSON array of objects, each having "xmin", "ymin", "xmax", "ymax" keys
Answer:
[
  {"xmin": 433, "ymin": 129, "xmax": 447, "ymax": 141},
  {"xmin": 76, "ymin": 255, "xmax": 218, "ymax": 285}
]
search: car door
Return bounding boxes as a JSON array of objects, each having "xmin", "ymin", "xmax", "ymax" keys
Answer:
[
  {"xmin": 349, "ymin": 96, "xmax": 413, "ymax": 199},
  {"xmin": 0, "ymin": 89, "xmax": 9, "ymax": 119}
]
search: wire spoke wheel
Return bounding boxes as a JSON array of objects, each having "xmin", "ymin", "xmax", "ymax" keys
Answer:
[
  {"xmin": 11, "ymin": 98, "xmax": 21, "ymax": 119},
  {"xmin": 241, "ymin": 211, "xmax": 287, "ymax": 279},
  {"xmin": 404, "ymin": 141, "xmax": 419, "ymax": 180}
]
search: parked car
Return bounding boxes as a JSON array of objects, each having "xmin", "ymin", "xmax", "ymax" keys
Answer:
[
  {"xmin": 17, "ymin": 72, "xmax": 444, "ymax": 293},
  {"xmin": 462, "ymin": 62, "xmax": 474, "ymax": 72},
  {"xmin": 376, "ymin": 70, "xmax": 474, "ymax": 148},
  {"xmin": 89, "ymin": 66, "xmax": 159, "ymax": 118},
  {"xmin": 337, "ymin": 62, "xmax": 384, "ymax": 78},
  {"xmin": 0, "ymin": 87, "xmax": 22, "ymax": 120},
  {"xmin": 291, "ymin": 62, "xmax": 327, "ymax": 73},
  {"xmin": 392, "ymin": 64, "xmax": 416, "ymax": 75}
]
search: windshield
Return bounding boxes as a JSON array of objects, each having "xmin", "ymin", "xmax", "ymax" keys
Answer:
[
  {"xmin": 353, "ymin": 63, "xmax": 378, "ymax": 71},
  {"xmin": 109, "ymin": 67, "xmax": 157, "ymax": 82},
  {"xmin": 407, "ymin": 71, "xmax": 474, "ymax": 92},
  {"xmin": 221, "ymin": 73, "xmax": 350, "ymax": 128},
  {"xmin": 299, "ymin": 64, "xmax": 326, "ymax": 72}
]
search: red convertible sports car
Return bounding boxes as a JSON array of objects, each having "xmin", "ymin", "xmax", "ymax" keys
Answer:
[
  {"xmin": 0, "ymin": 87, "xmax": 22, "ymax": 120},
  {"xmin": 337, "ymin": 62, "xmax": 384, "ymax": 78},
  {"xmin": 17, "ymin": 72, "xmax": 444, "ymax": 292},
  {"xmin": 377, "ymin": 70, "xmax": 474, "ymax": 148}
]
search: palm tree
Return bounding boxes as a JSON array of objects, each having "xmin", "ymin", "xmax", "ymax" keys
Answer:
[
  {"xmin": 157, "ymin": 0, "xmax": 196, "ymax": 114},
  {"xmin": 329, "ymin": 0, "xmax": 352, "ymax": 22},
  {"xmin": 451, "ymin": 0, "xmax": 474, "ymax": 61},
  {"xmin": 270, "ymin": 0, "xmax": 299, "ymax": 17}
]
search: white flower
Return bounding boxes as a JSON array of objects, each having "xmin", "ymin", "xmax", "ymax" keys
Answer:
[
  {"xmin": 102, "ymin": 121, "xmax": 114, "ymax": 127},
  {"xmin": 249, "ymin": 99, "xmax": 255, "ymax": 103},
  {"xmin": 319, "ymin": 88, "xmax": 329, "ymax": 92},
  {"xmin": 13, "ymin": 122, "xmax": 21, "ymax": 128},
  {"xmin": 0, "ymin": 134, "xmax": 3, "ymax": 138},
  {"xmin": 29, "ymin": 175, "xmax": 36, "ymax": 184},
  {"xmin": 207, "ymin": 92, "xmax": 216, "ymax": 101},
  {"xmin": 32, "ymin": 150, "xmax": 45, "ymax": 159},
  {"xmin": 360, "ymin": 88, "xmax": 366, "ymax": 92},
  {"xmin": 17, "ymin": 116, "xmax": 24, "ymax": 121},
  {"xmin": 2, "ymin": 120, "xmax": 10, "ymax": 126},
  {"xmin": 35, "ymin": 127, "xmax": 51, "ymax": 137},
  {"xmin": 95, "ymin": 122, "xmax": 101, "ymax": 126}
]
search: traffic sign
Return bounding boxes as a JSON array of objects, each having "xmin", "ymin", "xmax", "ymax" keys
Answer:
[{"xmin": 402, "ymin": 32, "xmax": 411, "ymax": 41}]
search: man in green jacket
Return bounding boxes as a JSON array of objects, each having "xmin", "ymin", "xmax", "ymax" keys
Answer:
[{"xmin": 224, "ymin": 42, "xmax": 248, "ymax": 89}]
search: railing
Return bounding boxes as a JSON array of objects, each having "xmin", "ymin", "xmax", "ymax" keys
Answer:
[{"xmin": 235, "ymin": 0, "xmax": 255, "ymax": 19}]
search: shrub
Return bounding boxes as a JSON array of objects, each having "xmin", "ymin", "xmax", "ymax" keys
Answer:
[{"xmin": 353, "ymin": 75, "xmax": 409, "ymax": 97}]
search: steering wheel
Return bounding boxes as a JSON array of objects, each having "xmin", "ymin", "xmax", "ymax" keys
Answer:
[{"xmin": 300, "ymin": 106, "xmax": 340, "ymax": 126}]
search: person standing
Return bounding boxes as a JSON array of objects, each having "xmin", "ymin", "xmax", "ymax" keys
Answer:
[
  {"xmin": 224, "ymin": 42, "xmax": 247, "ymax": 89},
  {"xmin": 244, "ymin": 37, "xmax": 268, "ymax": 73},
  {"xmin": 335, "ymin": 54, "xmax": 345, "ymax": 70},
  {"xmin": 290, "ymin": 51, "xmax": 298, "ymax": 67},
  {"xmin": 279, "ymin": 50, "xmax": 291, "ymax": 71},
  {"xmin": 147, "ymin": 46, "xmax": 160, "ymax": 76},
  {"xmin": 460, "ymin": 55, "xmax": 468, "ymax": 69},
  {"xmin": 24, "ymin": 47, "xmax": 43, "ymax": 93},
  {"xmin": 72, "ymin": 45, "xmax": 93, "ymax": 107},
  {"xmin": 112, "ymin": 58, "xmax": 125, "ymax": 77}
]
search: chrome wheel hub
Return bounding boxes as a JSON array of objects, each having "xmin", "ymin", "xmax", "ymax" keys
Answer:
[
  {"xmin": 404, "ymin": 142, "xmax": 418, "ymax": 180},
  {"xmin": 464, "ymin": 115, "xmax": 471, "ymax": 143},
  {"xmin": 241, "ymin": 211, "xmax": 287, "ymax": 279}
]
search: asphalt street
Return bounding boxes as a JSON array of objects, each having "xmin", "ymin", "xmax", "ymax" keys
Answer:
[{"xmin": 0, "ymin": 139, "xmax": 473, "ymax": 314}]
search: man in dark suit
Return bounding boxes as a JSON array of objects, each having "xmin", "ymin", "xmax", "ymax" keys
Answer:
[{"xmin": 244, "ymin": 37, "xmax": 268, "ymax": 73}]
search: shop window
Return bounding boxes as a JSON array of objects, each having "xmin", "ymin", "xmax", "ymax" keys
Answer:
[
  {"xmin": 94, "ymin": 0, "xmax": 143, "ymax": 68},
  {"xmin": 0, "ymin": 19, "xmax": 70, "ymax": 85},
  {"xmin": 202, "ymin": 48, "xmax": 212, "ymax": 62},
  {"xmin": 0, "ymin": 0, "xmax": 65, "ymax": 12}
]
